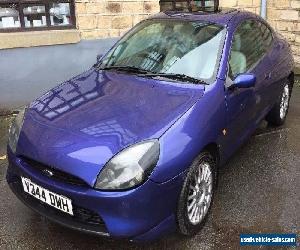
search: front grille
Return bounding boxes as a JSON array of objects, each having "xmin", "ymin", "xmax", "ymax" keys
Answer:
[
  {"xmin": 9, "ymin": 176, "xmax": 108, "ymax": 236},
  {"xmin": 75, "ymin": 206, "xmax": 104, "ymax": 225},
  {"xmin": 21, "ymin": 157, "xmax": 88, "ymax": 187}
]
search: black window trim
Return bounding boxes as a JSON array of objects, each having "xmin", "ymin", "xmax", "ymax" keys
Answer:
[{"xmin": 0, "ymin": 0, "xmax": 76, "ymax": 32}]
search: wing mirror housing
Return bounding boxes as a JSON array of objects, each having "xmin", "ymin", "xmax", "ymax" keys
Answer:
[{"xmin": 232, "ymin": 73, "xmax": 256, "ymax": 89}]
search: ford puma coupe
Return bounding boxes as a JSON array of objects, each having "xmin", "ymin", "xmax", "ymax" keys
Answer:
[{"xmin": 6, "ymin": 7, "xmax": 294, "ymax": 241}]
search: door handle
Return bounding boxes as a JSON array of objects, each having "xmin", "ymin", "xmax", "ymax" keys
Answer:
[{"xmin": 264, "ymin": 72, "xmax": 272, "ymax": 80}]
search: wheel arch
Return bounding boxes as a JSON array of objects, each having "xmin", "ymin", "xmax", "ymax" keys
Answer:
[
  {"xmin": 202, "ymin": 142, "xmax": 221, "ymax": 187},
  {"xmin": 202, "ymin": 143, "xmax": 220, "ymax": 166},
  {"xmin": 288, "ymin": 71, "xmax": 294, "ymax": 90}
]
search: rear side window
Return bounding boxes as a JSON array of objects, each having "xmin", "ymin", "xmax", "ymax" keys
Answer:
[
  {"xmin": 258, "ymin": 21, "xmax": 273, "ymax": 50},
  {"xmin": 229, "ymin": 19, "xmax": 270, "ymax": 77}
]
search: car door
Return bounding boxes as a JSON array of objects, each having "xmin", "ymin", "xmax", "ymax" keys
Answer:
[
  {"xmin": 224, "ymin": 19, "xmax": 272, "ymax": 153},
  {"xmin": 262, "ymin": 22, "xmax": 290, "ymax": 108},
  {"xmin": 252, "ymin": 20, "xmax": 277, "ymax": 120}
]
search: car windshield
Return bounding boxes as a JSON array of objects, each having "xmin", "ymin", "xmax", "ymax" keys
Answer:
[{"xmin": 99, "ymin": 19, "xmax": 226, "ymax": 84}]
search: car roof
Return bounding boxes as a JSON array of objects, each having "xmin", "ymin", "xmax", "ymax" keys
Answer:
[{"xmin": 149, "ymin": 8, "xmax": 246, "ymax": 26}]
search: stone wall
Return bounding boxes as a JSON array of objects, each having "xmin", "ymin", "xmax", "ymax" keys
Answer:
[
  {"xmin": 220, "ymin": 0, "xmax": 261, "ymax": 14},
  {"xmin": 75, "ymin": 0, "xmax": 159, "ymax": 39},
  {"xmin": 219, "ymin": 0, "xmax": 300, "ymax": 66},
  {"xmin": 75, "ymin": 0, "xmax": 300, "ymax": 66},
  {"xmin": 268, "ymin": 0, "xmax": 300, "ymax": 66}
]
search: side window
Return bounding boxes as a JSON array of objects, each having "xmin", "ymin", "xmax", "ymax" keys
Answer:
[
  {"xmin": 229, "ymin": 20, "xmax": 267, "ymax": 78},
  {"xmin": 259, "ymin": 21, "xmax": 273, "ymax": 50}
]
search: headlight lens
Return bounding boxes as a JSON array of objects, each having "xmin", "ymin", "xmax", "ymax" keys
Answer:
[
  {"xmin": 8, "ymin": 106, "xmax": 27, "ymax": 153},
  {"xmin": 95, "ymin": 140, "xmax": 160, "ymax": 190}
]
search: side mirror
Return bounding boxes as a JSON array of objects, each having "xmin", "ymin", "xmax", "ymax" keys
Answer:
[
  {"xmin": 96, "ymin": 54, "xmax": 103, "ymax": 64},
  {"xmin": 233, "ymin": 73, "xmax": 256, "ymax": 89}
]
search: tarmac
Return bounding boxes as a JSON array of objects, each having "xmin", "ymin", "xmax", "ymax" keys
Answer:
[{"xmin": 0, "ymin": 86, "xmax": 299, "ymax": 250}]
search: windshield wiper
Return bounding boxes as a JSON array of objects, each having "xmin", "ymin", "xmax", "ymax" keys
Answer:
[
  {"xmin": 144, "ymin": 73, "xmax": 208, "ymax": 85},
  {"xmin": 99, "ymin": 65, "xmax": 151, "ymax": 74},
  {"xmin": 98, "ymin": 66, "xmax": 207, "ymax": 84}
]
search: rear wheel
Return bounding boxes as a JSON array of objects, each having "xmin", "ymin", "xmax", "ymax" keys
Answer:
[
  {"xmin": 177, "ymin": 152, "xmax": 216, "ymax": 236},
  {"xmin": 266, "ymin": 80, "xmax": 292, "ymax": 126}
]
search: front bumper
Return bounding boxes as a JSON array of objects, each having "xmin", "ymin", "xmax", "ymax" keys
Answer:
[{"xmin": 6, "ymin": 148, "xmax": 184, "ymax": 241}]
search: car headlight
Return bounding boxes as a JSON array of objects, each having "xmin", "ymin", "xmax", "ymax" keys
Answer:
[
  {"xmin": 8, "ymin": 106, "xmax": 27, "ymax": 153},
  {"xmin": 95, "ymin": 140, "xmax": 160, "ymax": 190}
]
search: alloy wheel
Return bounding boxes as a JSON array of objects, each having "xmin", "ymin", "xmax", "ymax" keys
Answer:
[
  {"xmin": 280, "ymin": 84, "xmax": 290, "ymax": 119},
  {"xmin": 186, "ymin": 162, "xmax": 213, "ymax": 225}
]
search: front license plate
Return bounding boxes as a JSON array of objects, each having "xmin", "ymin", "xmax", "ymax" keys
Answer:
[{"xmin": 21, "ymin": 177, "xmax": 73, "ymax": 216}]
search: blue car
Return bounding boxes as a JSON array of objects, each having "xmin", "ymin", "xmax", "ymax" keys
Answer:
[{"xmin": 6, "ymin": 6, "xmax": 294, "ymax": 241}]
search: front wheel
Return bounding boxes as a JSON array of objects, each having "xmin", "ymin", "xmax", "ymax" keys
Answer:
[
  {"xmin": 177, "ymin": 152, "xmax": 216, "ymax": 236},
  {"xmin": 266, "ymin": 80, "xmax": 292, "ymax": 126}
]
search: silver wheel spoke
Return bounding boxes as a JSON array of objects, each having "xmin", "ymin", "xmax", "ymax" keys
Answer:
[
  {"xmin": 189, "ymin": 184, "xmax": 197, "ymax": 191},
  {"xmin": 204, "ymin": 168, "xmax": 210, "ymax": 182},
  {"xmin": 199, "ymin": 206, "xmax": 204, "ymax": 220},
  {"xmin": 194, "ymin": 205, "xmax": 200, "ymax": 222},
  {"xmin": 196, "ymin": 205, "xmax": 201, "ymax": 223},
  {"xmin": 187, "ymin": 161, "xmax": 213, "ymax": 225},
  {"xmin": 202, "ymin": 166, "xmax": 206, "ymax": 181},
  {"xmin": 191, "ymin": 203, "xmax": 198, "ymax": 221},
  {"xmin": 188, "ymin": 193, "xmax": 197, "ymax": 201},
  {"xmin": 194, "ymin": 174, "xmax": 198, "ymax": 185},
  {"xmin": 197, "ymin": 168, "xmax": 202, "ymax": 184},
  {"xmin": 188, "ymin": 199, "xmax": 196, "ymax": 212}
]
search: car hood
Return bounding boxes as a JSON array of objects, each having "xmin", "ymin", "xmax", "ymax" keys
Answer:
[{"xmin": 17, "ymin": 68, "xmax": 204, "ymax": 186}]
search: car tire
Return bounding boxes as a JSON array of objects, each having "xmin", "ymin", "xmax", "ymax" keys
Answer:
[
  {"xmin": 177, "ymin": 151, "xmax": 216, "ymax": 236},
  {"xmin": 266, "ymin": 79, "xmax": 292, "ymax": 126}
]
